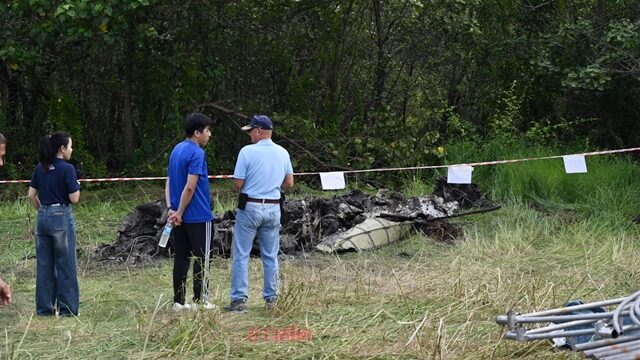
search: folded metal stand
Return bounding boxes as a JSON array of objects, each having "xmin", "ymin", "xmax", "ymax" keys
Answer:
[{"xmin": 496, "ymin": 291, "xmax": 640, "ymax": 359}]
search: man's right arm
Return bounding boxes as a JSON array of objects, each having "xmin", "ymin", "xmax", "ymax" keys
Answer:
[
  {"xmin": 234, "ymin": 179, "xmax": 245, "ymax": 193},
  {"xmin": 233, "ymin": 149, "xmax": 246, "ymax": 193},
  {"xmin": 281, "ymin": 153, "xmax": 294, "ymax": 190},
  {"xmin": 165, "ymin": 177, "xmax": 171, "ymax": 208},
  {"xmin": 168, "ymin": 174, "xmax": 199, "ymax": 225},
  {"xmin": 165, "ymin": 177, "xmax": 177, "ymax": 221},
  {"xmin": 281, "ymin": 174, "xmax": 294, "ymax": 190}
]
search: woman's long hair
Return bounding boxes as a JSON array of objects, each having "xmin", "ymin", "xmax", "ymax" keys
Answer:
[{"xmin": 39, "ymin": 132, "xmax": 70, "ymax": 171}]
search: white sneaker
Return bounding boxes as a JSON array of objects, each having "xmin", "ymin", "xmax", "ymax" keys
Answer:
[
  {"xmin": 203, "ymin": 301, "xmax": 216, "ymax": 310},
  {"xmin": 189, "ymin": 302, "xmax": 215, "ymax": 310},
  {"xmin": 173, "ymin": 302, "xmax": 193, "ymax": 311}
]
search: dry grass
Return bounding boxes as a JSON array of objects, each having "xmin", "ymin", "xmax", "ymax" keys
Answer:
[{"xmin": 0, "ymin": 182, "xmax": 638, "ymax": 359}]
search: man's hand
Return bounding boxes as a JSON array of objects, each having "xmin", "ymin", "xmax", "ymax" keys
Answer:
[
  {"xmin": 167, "ymin": 210, "xmax": 183, "ymax": 226},
  {"xmin": 0, "ymin": 278, "xmax": 12, "ymax": 305}
]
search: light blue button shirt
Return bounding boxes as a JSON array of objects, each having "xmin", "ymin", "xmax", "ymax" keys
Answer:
[{"xmin": 233, "ymin": 139, "xmax": 293, "ymax": 199}]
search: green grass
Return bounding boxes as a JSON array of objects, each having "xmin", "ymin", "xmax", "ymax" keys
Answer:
[{"xmin": 0, "ymin": 153, "xmax": 639, "ymax": 359}]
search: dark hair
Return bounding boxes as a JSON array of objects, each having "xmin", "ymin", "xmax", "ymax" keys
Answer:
[
  {"xmin": 39, "ymin": 132, "xmax": 71, "ymax": 171},
  {"xmin": 184, "ymin": 113, "xmax": 212, "ymax": 137}
]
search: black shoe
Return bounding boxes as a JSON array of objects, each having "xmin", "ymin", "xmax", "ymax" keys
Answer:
[
  {"xmin": 224, "ymin": 299, "xmax": 247, "ymax": 313},
  {"xmin": 265, "ymin": 297, "xmax": 277, "ymax": 310}
]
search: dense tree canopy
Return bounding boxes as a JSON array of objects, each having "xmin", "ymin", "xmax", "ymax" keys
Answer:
[{"xmin": 1, "ymin": 0, "xmax": 639, "ymax": 179}]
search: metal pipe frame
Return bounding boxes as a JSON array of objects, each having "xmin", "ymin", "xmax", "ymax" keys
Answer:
[
  {"xmin": 496, "ymin": 297, "xmax": 628, "ymax": 323},
  {"xmin": 526, "ymin": 319, "xmax": 598, "ymax": 334},
  {"xmin": 574, "ymin": 332, "xmax": 640, "ymax": 351},
  {"xmin": 499, "ymin": 306, "xmax": 632, "ymax": 333},
  {"xmin": 632, "ymin": 297, "xmax": 640, "ymax": 327},
  {"xmin": 504, "ymin": 312, "xmax": 617, "ymax": 325},
  {"xmin": 499, "ymin": 309, "xmax": 632, "ymax": 333},
  {"xmin": 584, "ymin": 339, "xmax": 640, "ymax": 359},
  {"xmin": 505, "ymin": 322, "xmax": 640, "ymax": 343},
  {"xmin": 600, "ymin": 349, "xmax": 640, "ymax": 360},
  {"xmin": 497, "ymin": 292, "xmax": 640, "ymax": 357},
  {"xmin": 614, "ymin": 291, "xmax": 640, "ymax": 335},
  {"xmin": 505, "ymin": 327, "xmax": 598, "ymax": 341}
]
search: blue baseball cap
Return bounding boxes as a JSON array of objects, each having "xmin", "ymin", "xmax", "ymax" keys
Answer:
[{"xmin": 241, "ymin": 115, "xmax": 273, "ymax": 131}]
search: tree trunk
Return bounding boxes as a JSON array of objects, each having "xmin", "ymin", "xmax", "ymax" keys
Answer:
[
  {"xmin": 401, "ymin": 60, "xmax": 415, "ymax": 125},
  {"xmin": 123, "ymin": 27, "xmax": 135, "ymax": 156},
  {"xmin": 1, "ymin": 65, "xmax": 19, "ymax": 130},
  {"xmin": 371, "ymin": 0, "xmax": 387, "ymax": 116},
  {"xmin": 22, "ymin": 66, "xmax": 43, "ymax": 135},
  {"xmin": 326, "ymin": 0, "xmax": 355, "ymax": 121},
  {"xmin": 593, "ymin": 0, "xmax": 606, "ymax": 38}
]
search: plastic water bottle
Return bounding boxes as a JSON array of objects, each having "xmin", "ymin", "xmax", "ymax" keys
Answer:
[{"xmin": 159, "ymin": 223, "xmax": 173, "ymax": 248}]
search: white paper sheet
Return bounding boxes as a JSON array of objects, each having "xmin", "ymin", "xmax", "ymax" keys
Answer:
[
  {"xmin": 447, "ymin": 166, "xmax": 474, "ymax": 184},
  {"xmin": 320, "ymin": 172, "xmax": 346, "ymax": 190},
  {"xmin": 563, "ymin": 155, "xmax": 588, "ymax": 174}
]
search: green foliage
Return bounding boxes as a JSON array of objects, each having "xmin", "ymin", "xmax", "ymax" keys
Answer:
[
  {"xmin": 488, "ymin": 81, "xmax": 524, "ymax": 143},
  {"xmin": 46, "ymin": 96, "xmax": 106, "ymax": 177},
  {"xmin": 524, "ymin": 117, "xmax": 598, "ymax": 145},
  {"xmin": 1, "ymin": 0, "xmax": 640, "ymax": 178},
  {"xmin": 1, "ymin": 169, "xmax": 640, "ymax": 358},
  {"xmin": 277, "ymin": 110, "xmax": 443, "ymax": 183},
  {"xmin": 443, "ymin": 141, "xmax": 640, "ymax": 224},
  {"xmin": 460, "ymin": 146, "xmax": 640, "ymax": 222},
  {"xmin": 564, "ymin": 64, "xmax": 611, "ymax": 91},
  {"xmin": 491, "ymin": 155, "xmax": 640, "ymax": 220}
]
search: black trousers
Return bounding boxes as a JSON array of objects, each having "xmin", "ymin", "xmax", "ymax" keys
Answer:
[{"xmin": 172, "ymin": 221, "xmax": 212, "ymax": 304}]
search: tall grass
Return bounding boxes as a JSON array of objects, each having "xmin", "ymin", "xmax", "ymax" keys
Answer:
[
  {"xmin": 0, "ymin": 144, "xmax": 639, "ymax": 359},
  {"xmin": 443, "ymin": 141, "xmax": 640, "ymax": 220}
]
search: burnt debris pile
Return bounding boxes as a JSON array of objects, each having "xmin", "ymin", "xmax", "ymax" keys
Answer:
[
  {"xmin": 94, "ymin": 200, "xmax": 168, "ymax": 266},
  {"xmin": 93, "ymin": 178, "xmax": 499, "ymax": 265}
]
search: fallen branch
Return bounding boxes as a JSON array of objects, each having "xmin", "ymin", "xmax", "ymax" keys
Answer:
[
  {"xmin": 196, "ymin": 102, "xmax": 249, "ymax": 119},
  {"xmin": 197, "ymin": 101, "xmax": 350, "ymax": 171}
]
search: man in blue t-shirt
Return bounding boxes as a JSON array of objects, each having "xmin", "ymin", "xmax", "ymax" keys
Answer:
[
  {"xmin": 165, "ymin": 113, "xmax": 215, "ymax": 311},
  {"xmin": 224, "ymin": 115, "xmax": 294, "ymax": 313}
]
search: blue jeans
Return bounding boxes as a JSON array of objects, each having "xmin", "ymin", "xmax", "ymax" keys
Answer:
[
  {"xmin": 35, "ymin": 204, "xmax": 79, "ymax": 316},
  {"xmin": 230, "ymin": 202, "xmax": 281, "ymax": 301}
]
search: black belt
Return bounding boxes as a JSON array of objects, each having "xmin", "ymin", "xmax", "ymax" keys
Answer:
[{"xmin": 247, "ymin": 197, "xmax": 280, "ymax": 204}]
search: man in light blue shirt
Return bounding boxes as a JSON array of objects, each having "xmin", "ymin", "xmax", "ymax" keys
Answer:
[{"xmin": 224, "ymin": 115, "xmax": 294, "ymax": 313}]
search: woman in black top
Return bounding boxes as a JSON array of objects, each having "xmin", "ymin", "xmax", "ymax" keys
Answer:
[{"xmin": 27, "ymin": 132, "xmax": 81, "ymax": 316}]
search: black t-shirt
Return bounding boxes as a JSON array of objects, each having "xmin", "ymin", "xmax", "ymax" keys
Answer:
[{"xmin": 30, "ymin": 159, "xmax": 80, "ymax": 205}]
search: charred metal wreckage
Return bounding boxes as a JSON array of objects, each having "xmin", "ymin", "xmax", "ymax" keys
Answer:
[{"xmin": 94, "ymin": 178, "xmax": 499, "ymax": 265}]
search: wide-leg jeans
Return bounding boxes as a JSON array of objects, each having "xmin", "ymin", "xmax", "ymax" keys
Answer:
[{"xmin": 35, "ymin": 204, "xmax": 79, "ymax": 316}]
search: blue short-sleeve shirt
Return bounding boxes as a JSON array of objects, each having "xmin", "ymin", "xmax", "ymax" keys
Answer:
[
  {"xmin": 168, "ymin": 140, "xmax": 213, "ymax": 223},
  {"xmin": 30, "ymin": 159, "xmax": 80, "ymax": 205},
  {"xmin": 233, "ymin": 139, "xmax": 293, "ymax": 199}
]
